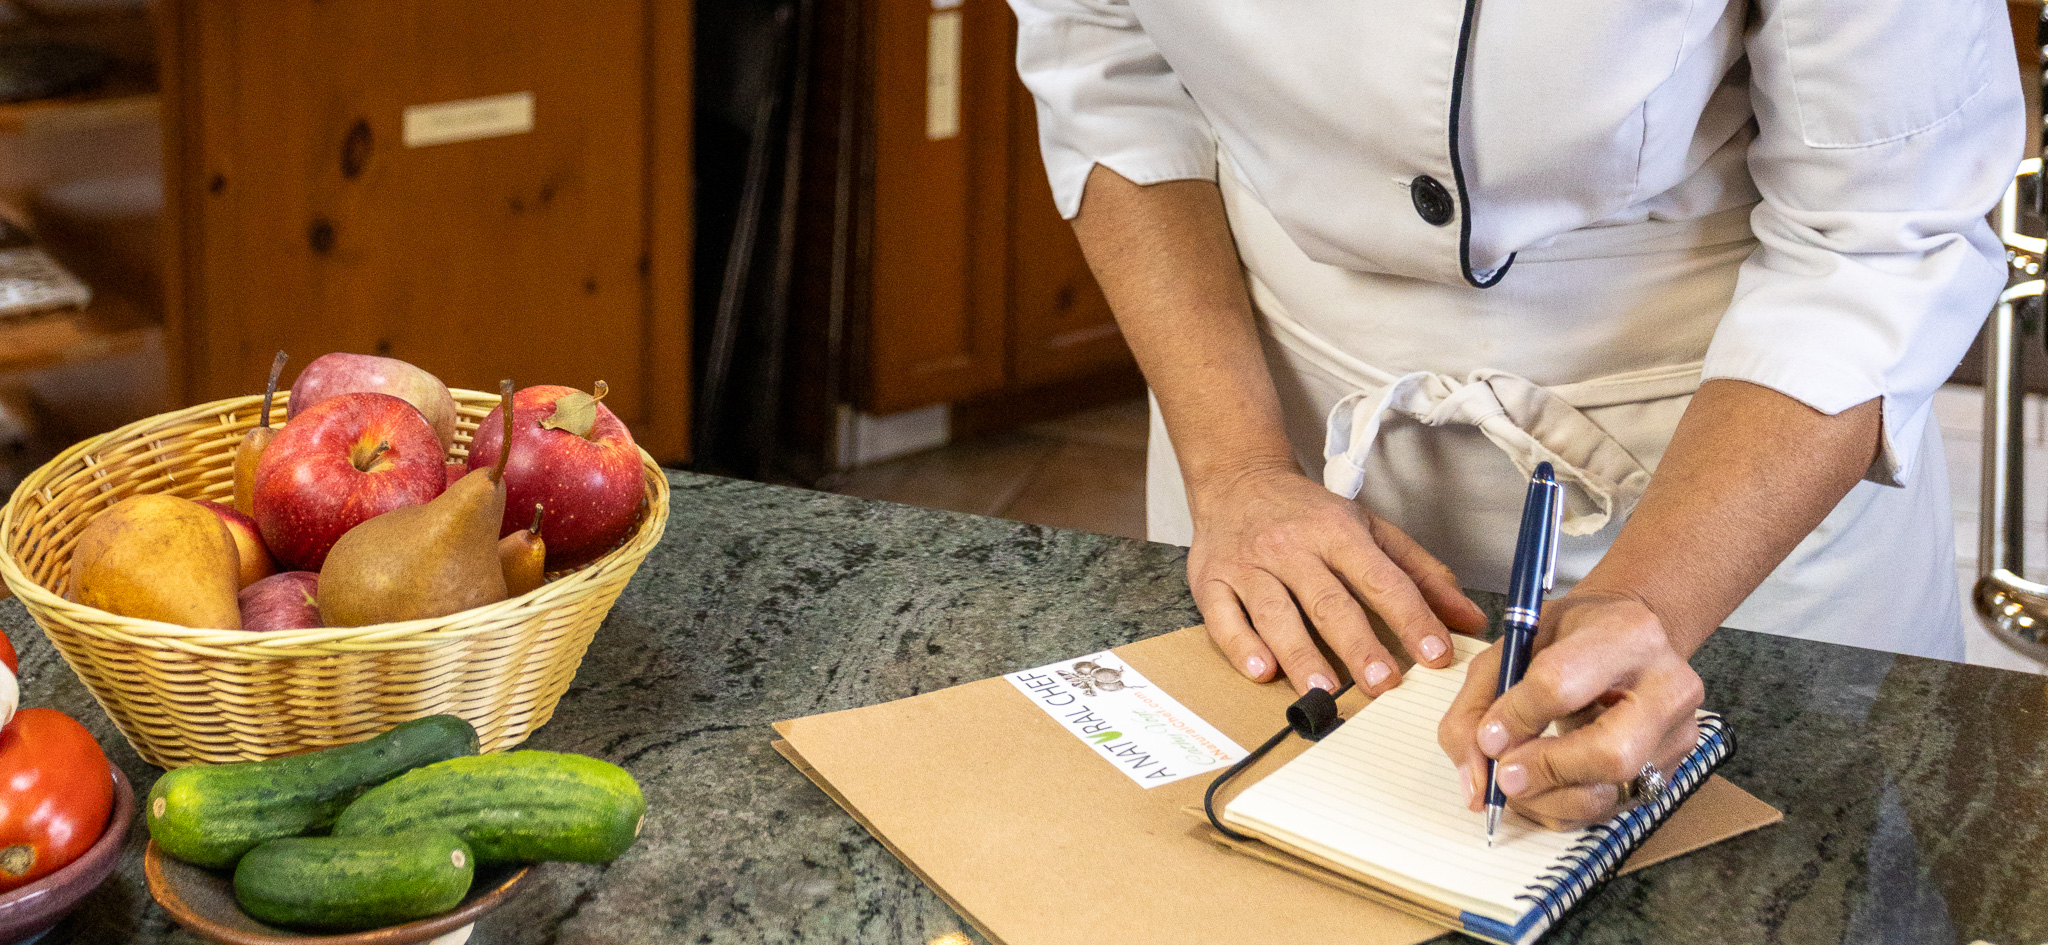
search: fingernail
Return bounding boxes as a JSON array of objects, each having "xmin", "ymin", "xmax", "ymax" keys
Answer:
[
  {"xmin": 1479, "ymin": 721, "xmax": 1508, "ymax": 757},
  {"xmin": 1458, "ymin": 764, "xmax": 1475, "ymax": 807},
  {"xmin": 1499, "ymin": 763, "xmax": 1528, "ymax": 797},
  {"xmin": 1364, "ymin": 662, "xmax": 1391, "ymax": 688},
  {"xmin": 1307, "ymin": 673, "xmax": 1336, "ymax": 693},
  {"xmin": 1245, "ymin": 656, "xmax": 1267, "ymax": 679},
  {"xmin": 1420, "ymin": 636, "xmax": 1447, "ymax": 662}
]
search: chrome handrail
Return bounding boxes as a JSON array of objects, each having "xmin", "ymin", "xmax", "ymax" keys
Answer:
[{"xmin": 1974, "ymin": 155, "xmax": 2048, "ymax": 661}]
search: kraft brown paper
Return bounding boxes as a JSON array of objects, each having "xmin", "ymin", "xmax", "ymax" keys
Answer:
[{"xmin": 774, "ymin": 627, "xmax": 1782, "ymax": 945}]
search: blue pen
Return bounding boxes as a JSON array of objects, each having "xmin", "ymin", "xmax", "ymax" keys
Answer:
[{"xmin": 1486, "ymin": 461, "xmax": 1563, "ymax": 846}]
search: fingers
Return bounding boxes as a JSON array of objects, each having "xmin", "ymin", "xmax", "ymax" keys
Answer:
[
  {"xmin": 1488, "ymin": 636, "xmax": 1704, "ymax": 831},
  {"xmin": 1476, "ymin": 617, "xmax": 1674, "ymax": 755},
  {"xmin": 1370, "ymin": 516, "xmax": 1489, "ymax": 636},
  {"xmin": 1185, "ymin": 474, "xmax": 1472, "ymax": 694},
  {"xmin": 1269, "ymin": 562, "xmax": 1404, "ymax": 696},
  {"xmin": 1492, "ymin": 684, "xmax": 1698, "ymax": 800},
  {"xmin": 1499, "ymin": 784, "xmax": 1624, "ymax": 831},
  {"xmin": 1436, "ymin": 642, "xmax": 1505, "ymax": 812},
  {"xmin": 1194, "ymin": 578, "xmax": 1277, "ymax": 683},
  {"xmin": 1234, "ymin": 571, "xmax": 1340, "ymax": 695},
  {"xmin": 1494, "ymin": 707, "xmax": 1700, "ymax": 829},
  {"xmin": 1323, "ymin": 536, "xmax": 1455, "ymax": 671}
]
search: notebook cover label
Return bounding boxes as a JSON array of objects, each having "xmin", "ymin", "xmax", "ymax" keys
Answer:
[{"xmin": 1006, "ymin": 651, "xmax": 1247, "ymax": 788}]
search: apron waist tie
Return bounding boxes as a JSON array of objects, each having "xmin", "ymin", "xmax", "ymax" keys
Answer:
[
  {"xmin": 1244, "ymin": 267, "xmax": 1705, "ymax": 536},
  {"xmin": 1322, "ymin": 369, "xmax": 1684, "ymax": 535}
]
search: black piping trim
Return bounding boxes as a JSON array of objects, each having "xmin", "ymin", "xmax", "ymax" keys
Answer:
[{"xmin": 1448, "ymin": 0, "xmax": 1513, "ymax": 288}]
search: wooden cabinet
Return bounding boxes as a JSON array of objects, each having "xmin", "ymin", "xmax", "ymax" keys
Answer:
[
  {"xmin": 863, "ymin": 0, "xmax": 1009, "ymax": 411},
  {"xmin": 163, "ymin": 0, "xmax": 693, "ymax": 461},
  {"xmin": 1004, "ymin": 71, "xmax": 1125, "ymax": 389},
  {"xmin": 859, "ymin": 0, "xmax": 1131, "ymax": 415}
]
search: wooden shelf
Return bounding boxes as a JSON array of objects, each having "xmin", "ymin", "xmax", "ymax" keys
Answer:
[
  {"xmin": 0, "ymin": 62, "xmax": 156, "ymax": 134},
  {"xmin": 0, "ymin": 289, "xmax": 158, "ymax": 375}
]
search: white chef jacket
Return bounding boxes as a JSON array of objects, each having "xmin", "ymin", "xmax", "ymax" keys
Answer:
[{"xmin": 1009, "ymin": 0, "xmax": 2024, "ymax": 490}]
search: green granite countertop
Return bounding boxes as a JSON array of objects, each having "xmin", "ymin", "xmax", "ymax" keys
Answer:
[{"xmin": 13, "ymin": 471, "xmax": 2047, "ymax": 944}]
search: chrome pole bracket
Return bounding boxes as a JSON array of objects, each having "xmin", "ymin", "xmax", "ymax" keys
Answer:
[{"xmin": 1974, "ymin": 157, "xmax": 2048, "ymax": 661}]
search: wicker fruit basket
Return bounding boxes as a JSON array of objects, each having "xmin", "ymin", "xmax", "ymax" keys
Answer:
[{"xmin": 0, "ymin": 388, "xmax": 669, "ymax": 768}]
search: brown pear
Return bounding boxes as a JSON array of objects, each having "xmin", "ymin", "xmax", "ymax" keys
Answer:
[
  {"xmin": 317, "ymin": 380, "xmax": 516, "ymax": 626},
  {"xmin": 70, "ymin": 494, "xmax": 242, "ymax": 628},
  {"xmin": 499, "ymin": 504, "xmax": 546, "ymax": 597},
  {"xmin": 233, "ymin": 350, "xmax": 290, "ymax": 516}
]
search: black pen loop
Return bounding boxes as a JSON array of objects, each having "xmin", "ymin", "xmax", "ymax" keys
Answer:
[{"xmin": 1204, "ymin": 684, "xmax": 1351, "ymax": 842}]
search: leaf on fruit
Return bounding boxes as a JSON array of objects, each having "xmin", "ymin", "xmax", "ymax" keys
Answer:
[{"xmin": 540, "ymin": 392, "xmax": 598, "ymax": 438}]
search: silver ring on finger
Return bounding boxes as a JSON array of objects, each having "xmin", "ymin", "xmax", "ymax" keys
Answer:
[{"xmin": 1616, "ymin": 762, "xmax": 1667, "ymax": 809}]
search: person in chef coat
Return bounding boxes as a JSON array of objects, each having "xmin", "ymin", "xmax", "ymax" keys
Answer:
[{"xmin": 1007, "ymin": 0, "xmax": 2023, "ymax": 828}]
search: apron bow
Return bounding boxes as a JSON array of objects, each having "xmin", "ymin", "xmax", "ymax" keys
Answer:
[{"xmin": 1322, "ymin": 369, "xmax": 1655, "ymax": 536}]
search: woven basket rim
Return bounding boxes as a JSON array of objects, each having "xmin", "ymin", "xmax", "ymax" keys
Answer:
[{"xmin": 0, "ymin": 387, "xmax": 670, "ymax": 654}]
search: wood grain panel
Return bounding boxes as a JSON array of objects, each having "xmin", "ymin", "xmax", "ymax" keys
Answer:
[
  {"xmin": 170, "ymin": 0, "xmax": 690, "ymax": 460},
  {"xmin": 1003, "ymin": 40, "xmax": 1131, "ymax": 389},
  {"xmin": 861, "ymin": 0, "xmax": 1007, "ymax": 414}
]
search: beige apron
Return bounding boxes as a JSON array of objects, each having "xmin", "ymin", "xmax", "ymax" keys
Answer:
[{"xmin": 1147, "ymin": 156, "xmax": 1966, "ymax": 660}]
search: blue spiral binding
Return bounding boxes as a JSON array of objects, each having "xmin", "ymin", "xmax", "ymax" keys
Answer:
[{"xmin": 1471, "ymin": 713, "xmax": 1733, "ymax": 945}]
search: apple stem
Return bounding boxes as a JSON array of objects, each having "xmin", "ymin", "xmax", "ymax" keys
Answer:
[
  {"xmin": 259, "ymin": 350, "xmax": 288, "ymax": 429},
  {"xmin": 530, "ymin": 503, "xmax": 545, "ymax": 537},
  {"xmin": 493, "ymin": 379, "xmax": 514, "ymax": 484},
  {"xmin": 356, "ymin": 440, "xmax": 391, "ymax": 472},
  {"xmin": 590, "ymin": 380, "xmax": 609, "ymax": 405}
]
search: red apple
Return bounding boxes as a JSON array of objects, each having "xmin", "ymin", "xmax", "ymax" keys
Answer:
[
  {"xmin": 288, "ymin": 353, "xmax": 460, "ymax": 451},
  {"xmin": 466, "ymin": 383, "xmax": 642, "ymax": 570},
  {"xmin": 239, "ymin": 571, "xmax": 321, "ymax": 632},
  {"xmin": 446, "ymin": 462, "xmax": 468, "ymax": 491},
  {"xmin": 202, "ymin": 501, "xmax": 278, "ymax": 589},
  {"xmin": 253, "ymin": 392, "xmax": 445, "ymax": 570}
]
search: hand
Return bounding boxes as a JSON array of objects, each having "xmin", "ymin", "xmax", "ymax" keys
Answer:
[
  {"xmin": 1437, "ymin": 591, "xmax": 1704, "ymax": 830},
  {"xmin": 1188, "ymin": 463, "xmax": 1488, "ymax": 697}
]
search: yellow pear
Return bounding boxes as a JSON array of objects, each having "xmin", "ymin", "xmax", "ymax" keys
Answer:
[
  {"xmin": 233, "ymin": 350, "xmax": 289, "ymax": 516},
  {"xmin": 498, "ymin": 504, "xmax": 546, "ymax": 598},
  {"xmin": 318, "ymin": 380, "xmax": 516, "ymax": 626},
  {"xmin": 70, "ymin": 494, "xmax": 242, "ymax": 629}
]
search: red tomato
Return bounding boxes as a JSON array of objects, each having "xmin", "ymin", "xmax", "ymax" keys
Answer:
[
  {"xmin": 0, "ymin": 632, "xmax": 16, "ymax": 674},
  {"xmin": 0, "ymin": 709, "xmax": 112, "ymax": 891}
]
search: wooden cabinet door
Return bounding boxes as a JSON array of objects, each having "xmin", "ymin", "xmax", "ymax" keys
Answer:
[
  {"xmin": 1004, "ymin": 58, "xmax": 1129, "ymax": 387},
  {"xmin": 861, "ymin": 0, "xmax": 1011, "ymax": 414},
  {"xmin": 168, "ymin": 0, "xmax": 691, "ymax": 460}
]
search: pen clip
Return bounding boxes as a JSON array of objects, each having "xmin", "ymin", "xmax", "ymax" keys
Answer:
[{"xmin": 1541, "ymin": 482, "xmax": 1562, "ymax": 591}]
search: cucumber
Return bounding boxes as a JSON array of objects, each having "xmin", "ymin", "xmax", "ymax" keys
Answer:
[
  {"xmin": 333, "ymin": 751, "xmax": 645, "ymax": 864},
  {"xmin": 148, "ymin": 714, "xmax": 480, "ymax": 868},
  {"xmin": 234, "ymin": 831, "xmax": 473, "ymax": 931}
]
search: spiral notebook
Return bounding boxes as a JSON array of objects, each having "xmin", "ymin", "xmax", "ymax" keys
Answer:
[{"xmin": 1220, "ymin": 635, "xmax": 1733, "ymax": 945}]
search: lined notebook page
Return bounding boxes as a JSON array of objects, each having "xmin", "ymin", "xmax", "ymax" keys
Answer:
[{"xmin": 1222, "ymin": 634, "xmax": 1586, "ymax": 924}]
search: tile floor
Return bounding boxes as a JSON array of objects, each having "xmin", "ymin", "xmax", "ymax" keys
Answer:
[
  {"xmin": 831, "ymin": 386, "xmax": 2048, "ymax": 674},
  {"xmin": 830, "ymin": 398, "xmax": 1152, "ymax": 541}
]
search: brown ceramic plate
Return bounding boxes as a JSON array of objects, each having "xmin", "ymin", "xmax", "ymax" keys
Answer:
[
  {"xmin": 144, "ymin": 840, "xmax": 532, "ymax": 945},
  {"xmin": 0, "ymin": 766, "xmax": 135, "ymax": 942}
]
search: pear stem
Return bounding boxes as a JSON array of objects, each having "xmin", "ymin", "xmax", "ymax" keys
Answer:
[
  {"xmin": 355, "ymin": 440, "xmax": 391, "ymax": 472},
  {"xmin": 493, "ymin": 379, "xmax": 515, "ymax": 484},
  {"xmin": 259, "ymin": 350, "xmax": 288, "ymax": 429},
  {"xmin": 529, "ymin": 503, "xmax": 545, "ymax": 537}
]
